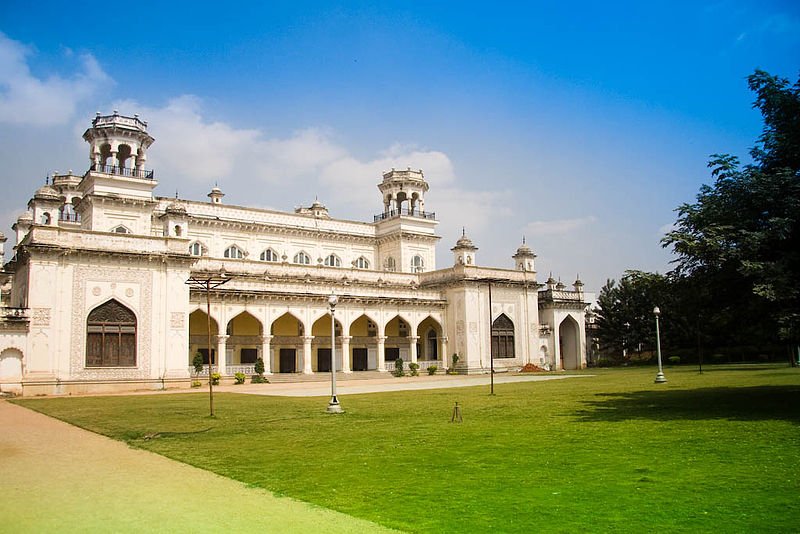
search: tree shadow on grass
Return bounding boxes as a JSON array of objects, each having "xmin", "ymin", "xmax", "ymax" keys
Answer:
[{"xmin": 574, "ymin": 386, "xmax": 800, "ymax": 424}]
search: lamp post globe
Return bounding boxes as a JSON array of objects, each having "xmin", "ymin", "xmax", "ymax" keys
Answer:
[
  {"xmin": 327, "ymin": 294, "xmax": 343, "ymax": 413},
  {"xmin": 653, "ymin": 306, "xmax": 667, "ymax": 384}
]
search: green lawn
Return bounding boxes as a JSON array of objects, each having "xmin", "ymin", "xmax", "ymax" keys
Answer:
[{"xmin": 15, "ymin": 365, "xmax": 800, "ymax": 533}]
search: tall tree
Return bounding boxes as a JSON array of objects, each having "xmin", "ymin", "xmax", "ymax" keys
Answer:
[{"xmin": 663, "ymin": 70, "xmax": 800, "ymax": 348}]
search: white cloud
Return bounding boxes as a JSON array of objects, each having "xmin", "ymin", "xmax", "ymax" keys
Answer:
[
  {"xmin": 523, "ymin": 216, "xmax": 597, "ymax": 237},
  {"xmin": 0, "ymin": 33, "xmax": 111, "ymax": 126}
]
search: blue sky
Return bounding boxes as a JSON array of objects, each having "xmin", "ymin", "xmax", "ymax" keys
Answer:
[{"xmin": 1, "ymin": 1, "xmax": 798, "ymax": 290}]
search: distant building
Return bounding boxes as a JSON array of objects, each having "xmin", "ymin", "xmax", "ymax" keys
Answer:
[{"xmin": 0, "ymin": 112, "xmax": 587, "ymax": 395}]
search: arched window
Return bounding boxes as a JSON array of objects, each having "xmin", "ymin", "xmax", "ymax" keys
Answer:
[
  {"xmin": 385, "ymin": 256, "xmax": 396, "ymax": 272},
  {"xmin": 41, "ymin": 213, "xmax": 51, "ymax": 225},
  {"xmin": 355, "ymin": 256, "xmax": 370, "ymax": 269},
  {"xmin": 224, "ymin": 245, "xmax": 244, "ymax": 259},
  {"xmin": 189, "ymin": 242, "xmax": 204, "ymax": 256},
  {"xmin": 174, "ymin": 225, "xmax": 182, "ymax": 237},
  {"xmin": 324, "ymin": 254, "xmax": 341, "ymax": 267},
  {"xmin": 491, "ymin": 314, "xmax": 515, "ymax": 359},
  {"xmin": 86, "ymin": 299, "xmax": 137, "ymax": 367},
  {"xmin": 260, "ymin": 248, "xmax": 278, "ymax": 262},
  {"xmin": 293, "ymin": 251, "xmax": 311, "ymax": 265},
  {"xmin": 112, "ymin": 225, "xmax": 130, "ymax": 234},
  {"xmin": 411, "ymin": 255, "xmax": 424, "ymax": 273}
]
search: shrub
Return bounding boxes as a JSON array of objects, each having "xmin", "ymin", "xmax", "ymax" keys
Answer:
[
  {"xmin": 192, "ymin": 352, "xmax": 204, "ymax": 375},
  {"xmin": 427, "ymin": 365, "xmax": 438, "ymax": 375},
  {"xmin": 210, "ymin": 372, "xmax": 221, "ymax": 385},
  {"xmin": 251, "ymin": 375, "xmax": 269, "ymax": 384},
  {"xmin": 234, "ymin": 372, "xmax": 246, "ymax": 384},
  {"xmin": 191, "ymin": 380, "xmax": 202, "ymax": 388},
  {"xmin": 409, "ymin": 362, "xmax": 420, "ymax": 376},
  {"xmin": 447, "ymin": 353, "xmax": 460, "ymax": 374},
  {"xmin": 393, "ymin": 358, "xmax": 405, "ymax": 377},
  {"xmin": 254, "ymin": 357, "xmax": 265, "ymax": 376},
  {"xmin": 667, "ymin": 356, "xmax": 681, "ymax": 365}
]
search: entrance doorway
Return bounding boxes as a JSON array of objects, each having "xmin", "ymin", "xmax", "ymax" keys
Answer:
[
  {"xmin": 317, "ymin": 348, "xmax": 331, "ymax": 372},
  {"xmin": 279, "ymin": 348, "xmax": 296, "ymax": 373},
  {"xmin": 352, "ymin": 348, "xmax": 368, "ymax": 371}
]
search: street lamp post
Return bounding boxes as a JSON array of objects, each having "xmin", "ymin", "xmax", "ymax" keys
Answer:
[
  {"xmin": 623, "ymin": 321, "xmax": 630, "ymax": 360},
  {"xmin": 653, "ymin": 306, "xmax": 667, "ymax": 384},
  {"xmin": 186, "ymin": 272, "xmax": 230, "ymax": 416},
  {"xmin": 327, "ymin": 294, "xmax": 343, "ymax": 413}
]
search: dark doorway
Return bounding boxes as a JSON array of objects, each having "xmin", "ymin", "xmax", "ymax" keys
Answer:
[
  {"xmin": 197, "ymin": 348, "xmax": 216, "ymax": 364},
  {"xmin": 317, "ymin": 348, "xmax": 331, "ymax": 372},
  {"xmin": 353, "ymin": 348, "xmax": 368, "ymax": 371},
  {"xmin": 279, "ymin": 348, "xmax": 296, "ymax": 373},
  {"xmin": 240, "ymin": 348, "xmax": 257, "ymax": 364},
  {"xmin": 385, "ymin": 347, "xmax": 400, "ymax": 362}
]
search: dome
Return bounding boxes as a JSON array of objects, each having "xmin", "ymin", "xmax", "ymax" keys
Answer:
[
  {"xmin": 451, "ymin": 228, "xmax": 477, "ymax": 250},
  {"xmin": 17, "ymin": 211, "xmax": 33, "ymax": 223},
  {"xmin": 34, "ymin": 185, "xmax": 60, "ymax": 201},
  {"xmin": 165, "ymin": 201, "xmax": 187, "ymax": 215}
]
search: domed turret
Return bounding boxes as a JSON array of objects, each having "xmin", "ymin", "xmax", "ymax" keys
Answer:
[
  {"xmin": 451, "ymin": 228, "xmax": 478, "ymax": 266},
  {"xmin": 512, "ymin": 237, "xmax": 536, "ymax": 272},
  {"xmin": 208, "ymin": 186, "xmax": 225, "ymax": 204},
  {"xmin": 34, "ymin": 185, "xmax": 60, "ymax": 201}
]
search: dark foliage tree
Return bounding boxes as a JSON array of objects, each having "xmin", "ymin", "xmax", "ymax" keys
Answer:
[{"xmin": 663, "ymin": 70, "xmax": 800, "ymax": 355}]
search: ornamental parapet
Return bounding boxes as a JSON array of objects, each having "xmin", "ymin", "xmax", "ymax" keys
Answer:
[{"xmin": 23, "ymin": 226, "xmax": 190, "ymax": 257}]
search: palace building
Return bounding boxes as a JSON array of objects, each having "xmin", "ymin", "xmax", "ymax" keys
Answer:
[{"xmin": 0, "ymin": 112, "xmax": 588, "ymax": 395}]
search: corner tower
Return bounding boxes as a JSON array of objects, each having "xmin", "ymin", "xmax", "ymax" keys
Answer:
[
  {"xmin": 77, "ymin": 112, "xmax": 158, "ymax": 234},
  {"xmin": 373, "ymin": 168, "xmax": 439, "ymax": 273}
]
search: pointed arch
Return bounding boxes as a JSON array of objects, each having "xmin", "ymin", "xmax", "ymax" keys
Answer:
[
  {"xmin": 417, "ymin": 316, "xmax": 443, "ymax": 361},
  {"xmin": 189, "ymin": 309, "xmax": 220, "ymax": 364},
  {"xmin": 270, "ymin": 312, "xmax": 304, "ymax": 336},
  {"xmin": 492, "ymin": 313, "xmax": 515, "ymax": 359},
  {"xmin": 86, "ymin": 298, "xmax": 137, "ymax": 367},
  {"xmin": 189, "ymin": 241, "xmax": 206, "ymax": 256},
  {"xmin": 559, "ymin": 315, "xmax": 580, "ymax": 370},
  {"xmin": 324, "ymin": 253, "xmax": 342, "ymax": 267},
  {"xmin": 112, "ymin": 224, "xmax": 131, "ymax": 234},
  {"xmin": 224, "ymin": 244, "xmax": 245, "ymax": 259},
  {"xmin": 226, "ymin": 311, "xmax": 263, "ymax": 364},
  {"xmin": 354, "ymin": 256, "xmax": 370, "ymax": 269},
  {"xmin": 260, "ymin": 248, "xmax": 279, "ymax": 262},
  {"xmin": 293, "ymin": 251, "xmax": 311, "ymax": 265}
]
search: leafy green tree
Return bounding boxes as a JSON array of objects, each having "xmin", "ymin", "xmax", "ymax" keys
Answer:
[{"xmin": 663, "ymin": 70, "xmax": 800, "ymax": 348}]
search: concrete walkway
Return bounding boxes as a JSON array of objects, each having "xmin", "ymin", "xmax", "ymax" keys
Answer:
[{"xmin": 0, "ymin": 400, "xmax": 396, "ymax": 533}]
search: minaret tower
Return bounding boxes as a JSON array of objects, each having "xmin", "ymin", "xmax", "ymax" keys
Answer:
[{"xmin": 84, "ymin": 111, "xmax": 154, "ymax": 177}]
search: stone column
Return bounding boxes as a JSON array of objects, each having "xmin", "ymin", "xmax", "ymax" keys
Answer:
[
  {"xmin": 340, "ymin": 336, "xmax": 351, "ymax": 373},
  {"xmin": 409, "ymin": 336, "xmax": 419, "ymax": 364},
  {"xmin": 441, "ymin": 336, "xmax": 449, "ymax": 370},
  {"xmin": 216, "ymin": 335, "xmax": 229, "ymax": 375},
  {"xmin": 260, "ymin": 335, "xmax": 273, "ymax": 375},
  {"xmin": 303, "ymin": 335, "xmax": 314, "ymax": 374},
  {"xmin": 377, "ymin": 335, "xmax": 387, "ymax": 372}
]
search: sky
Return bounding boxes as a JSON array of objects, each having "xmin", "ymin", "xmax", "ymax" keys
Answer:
[{"xmin": 0, "ymin": 1, "xmax": 798, "ymax": 291}]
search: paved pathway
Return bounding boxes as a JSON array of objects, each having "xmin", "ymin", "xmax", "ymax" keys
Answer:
[
  {"xmin": 0, "ymin": 400, "xmax": 396, "ymax": 533},
  {"xmin": 0, "ymin": 373, "xmax": 590, "ymax": 532}
]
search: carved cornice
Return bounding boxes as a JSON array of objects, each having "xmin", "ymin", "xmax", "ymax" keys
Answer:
[{"xmin": 187, "ymin": 215, "xmax": 376, "ymax": 244}]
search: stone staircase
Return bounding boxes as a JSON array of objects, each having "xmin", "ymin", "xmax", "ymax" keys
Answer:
[{"xmin": 265, "ymin": 371, "xmax": 388, "ymax": 384}]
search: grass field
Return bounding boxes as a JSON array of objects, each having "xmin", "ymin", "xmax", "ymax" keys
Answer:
[{"xmin": 15, "ymin": 365, "xmax": 800, "ymax": 533}]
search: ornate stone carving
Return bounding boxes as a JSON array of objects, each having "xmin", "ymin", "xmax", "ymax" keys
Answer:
[
  {"xmin": 71, "ymin": 265, "xmax": 152, "ymax": 379},
  {"xmin": 32, "ymin": 307, "xmax": 50, "ymax": 326},
  {"xmin": 170, "ymin": 312, "xmax": 185, "ymax": 329}
]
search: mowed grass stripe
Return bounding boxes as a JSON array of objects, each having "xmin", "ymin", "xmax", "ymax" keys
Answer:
[{"xmin": 15, "ymin": 365, "xmax": 800, "ymax": 533}]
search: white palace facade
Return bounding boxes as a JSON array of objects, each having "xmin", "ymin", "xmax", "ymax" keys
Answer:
[{"xmin": 0, "ymin": 113, "xmax": 587, "ymax": 395}]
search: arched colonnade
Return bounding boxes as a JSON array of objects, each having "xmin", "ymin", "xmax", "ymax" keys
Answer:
[{"xmin": 188, "ymin": 304, "xmax": 447, "ymax": 375}]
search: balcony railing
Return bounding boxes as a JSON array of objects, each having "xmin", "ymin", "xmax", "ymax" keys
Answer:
[
  {"xmin": 1, "ymin": 307, "xmax": 29, "ymax": 321},
  {"xmin": 59, "ymin": 212, "xmax": 81, "ymax": 223},
  {"xmin": 374, "ymin": 208, "xmax": 436, "ymax": 222},
  {"xmin": 88, "ymin": 163, "xmax": 155, "ymax": 180}
]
